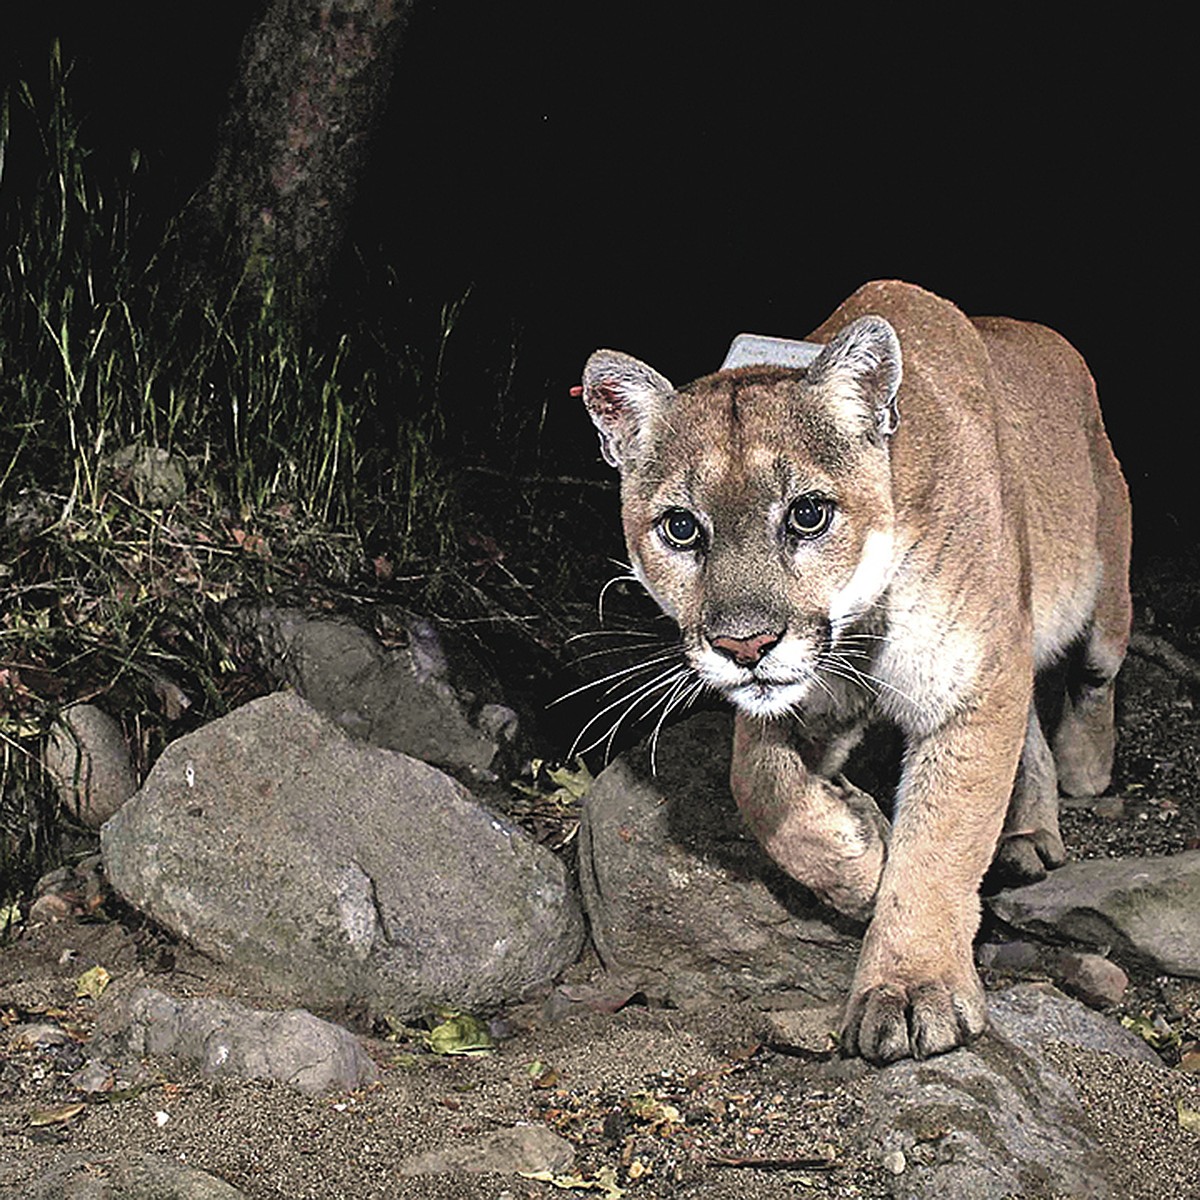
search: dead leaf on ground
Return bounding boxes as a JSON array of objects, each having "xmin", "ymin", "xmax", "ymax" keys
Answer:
[
  {"xmin": 75, "ymin": 965, "xmax": 110, "ymax": 1001},
  {"xmin": 518, "ymin": 1166, "xmax": 625, "ymax": 1198},
  {"xmin": 29, "ymin": 1102, "xmax": 86, "ymax": 1128}
]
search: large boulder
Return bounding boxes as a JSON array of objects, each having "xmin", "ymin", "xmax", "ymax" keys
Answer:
[
  {"xmin": 225, "ymin": 605, "xmax": 520, "ymax": 781},
  {"xmin": 987, "ymin": 852, "xmax": 1200, "ymax": 977},
  {"xmin": 860, "ymin": 983, "xmax": 1159, "ymax": 1200},
  {"xmin": 578, "ymin": 710, "xmax": 858, "ymax": 1007},
  {"xmin": 101, "ymin": 691, "xmax": 583, "ymax": 1018}
]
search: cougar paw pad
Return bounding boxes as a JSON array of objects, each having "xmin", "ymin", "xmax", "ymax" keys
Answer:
[{"xmin": 841, "ymin": 979, "xmax": 986, "ymax": 1064}]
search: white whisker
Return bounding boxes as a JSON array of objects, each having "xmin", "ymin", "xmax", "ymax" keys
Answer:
[
  {"xmin": 550, "ymin": 650, "xmax": 681, "ymax": 707},
  {"xmin": 570, "ymin": 664, "xmax": 691, "ymax": 759}
]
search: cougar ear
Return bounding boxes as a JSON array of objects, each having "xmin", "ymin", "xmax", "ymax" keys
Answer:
[
  {"xmin": 581, "ymin": 350, "xmax": 674, "ymax": 469},
  {"xmin": 805, "ymin": 315, "xmax": 902, "ymax": 445}
]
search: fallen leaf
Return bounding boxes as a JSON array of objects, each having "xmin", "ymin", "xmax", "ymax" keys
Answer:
[
  {"xmin": 546, "ymin": 759, "xmax": 594, "ymax": 800},
  {"xmin": 1120, "ymin": 1013, "xmax": 1180, "ymax": 1051},
  {"xmin": 627, "ymin": 1091, "xmax": 683, "ymax": 1133},
  {"xmin": 29, "ymin": 1102, "xmax": 86, "ymax": 1127},
  {"xmin": 1177, "ymin": 1098, "xmax": 1200, "ymax": 1133},
  {"xmin": 75, "ymin": 965, "xmax": 110, "ymax": 1001},
  {"xmin": 518, "ymin": 1167, "xmax": 625, "ymax": 1198},
  {"xmin": 426, "ymin": 1011, "xmax": 494, "ymax": 1056}
]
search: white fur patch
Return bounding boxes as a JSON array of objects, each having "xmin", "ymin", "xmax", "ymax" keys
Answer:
[
  {"xmin": 1032, "ymin": 559, "xmax": 1101, "ymax": 668},
  {"xmin": 829, "ymin": 529, "xmax": 896, "ymax": 635},
  {"xmin": 874, "ymin": 590, "xmax": 984, "ymax": 737}
]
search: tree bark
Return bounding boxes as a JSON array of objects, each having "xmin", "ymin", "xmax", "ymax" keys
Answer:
[{"xmin": 194, "ymin": 0, "xmax": 413, "ymax": 318}]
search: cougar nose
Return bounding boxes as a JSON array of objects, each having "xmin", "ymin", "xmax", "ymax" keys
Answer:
[{"xmin": 709, "ymin": 631, "xmax": 782, "ymax": 668}]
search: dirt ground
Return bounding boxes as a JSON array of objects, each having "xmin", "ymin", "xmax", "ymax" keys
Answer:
[{"xmin": 2, "ymin": 553, "xmax": 1200, "ymax": 1200}]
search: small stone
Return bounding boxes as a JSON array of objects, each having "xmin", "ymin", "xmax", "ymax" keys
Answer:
[
  {"xmin": 398, "ymin": 1124, "xmax": 574, "ymax": 1176},
  {"xmin": 881, "ymin": 1148, "xmax": 907, "ymax": 1175},
  {"xmin": 8, "ymin": 1023, "xmax": 70, "ymax": 1051},
  {"xmin": 976, "ymin": 940, "xmax": 1041, "ymax": 972},
  {"xmin": 1090, "ymin": 796, "xmax": 1126, "ymax": 820},
  {"xmin": 761, "ymin": 1003, "xmax": 842, "ymax": 1055},
  {"xmin": 1050, "ymin": 950, "xmax": 1128, "ymax": 1009},
  {"xmin": 44, "ymin": 703, "xmax": 136, "ymax": 828},
  {"xmin": 68, "ymin": 1058, "xmax": 115, "ymax": 1094}
]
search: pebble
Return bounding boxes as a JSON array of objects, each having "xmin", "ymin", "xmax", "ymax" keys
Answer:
[{"xmin": 1051, "ymin": 950, "xmax": 1129, "ymax": 1009}]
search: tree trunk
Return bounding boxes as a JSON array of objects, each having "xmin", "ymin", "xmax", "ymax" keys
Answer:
[{"xmin": 194, "ymin": 0, "xmax": 413, "ymax": 319}]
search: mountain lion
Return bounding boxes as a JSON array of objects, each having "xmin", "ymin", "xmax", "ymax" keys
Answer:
[{"xmin": 580, "ymin": 280, "xmax": 1131, "ymax": 1063}]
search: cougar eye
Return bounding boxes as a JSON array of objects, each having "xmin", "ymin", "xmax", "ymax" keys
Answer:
[
  {"xmin": 786, "ymin": 494, "xmax": 833, "ymax": 539},
  {"xmin": 660, "ymin": 508, "xmax": 703, "ymax": 550}
]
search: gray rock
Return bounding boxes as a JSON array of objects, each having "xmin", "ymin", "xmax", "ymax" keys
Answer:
[
  {"xmin": 987, "ymin": 852, "xmax": 1200, "ymax": 977},
  {"xmin": 983, "ymin": 980, "xmax": 1158, "ymax": 1063},
  {"xmin": 760, "ymin": 1002, "xmax": 842, "ymax": 1055},
  {"xmin": 228, "ymin": 604, "xmax": 519, "ymax": 779},
  {"xmin": 579, "ymin": 710, "xmax": 857, "ymax": 1007},
  {"xmin": 45, "ymin": 703, "xmax": 137, "ymax": 827},
  {"xmin": 95, "ymin": 985, "xmax": 378, "ymax": 1094},
  {"xmin": 106, "ymin": 443, "xmax": 188, "ymax": 507},
  {"xmin": 398, "ymin": 1124, "xmax": 575, "ymax": 1176},
  {"xmin": 860, "ymin": 983, "xmax": 1158, "ymax": 1200},
  {"xmin": 1048, "ymin": 949, "xmax": 1129, "ymax": 1009},
  {"xmin": 21, "ymin": 1151, "xmax": 247, "ymax": 1199},
  {"xmin": 975, "ymin": 939, "xmax": 1042, "ymax": 972},
  {"xmin": 101, "ymin": 691, "xmax": 583, "ymax": 1018}
]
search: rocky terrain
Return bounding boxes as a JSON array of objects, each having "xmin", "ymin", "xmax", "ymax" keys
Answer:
[{"xmin": 2, "ymin": 563, "xmax": 1200, "ymax": 1200}]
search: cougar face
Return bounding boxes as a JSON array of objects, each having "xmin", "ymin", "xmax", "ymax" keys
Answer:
[{"xmin": 585, "ymin": 319, "xmax": 903, "ymax": 718}]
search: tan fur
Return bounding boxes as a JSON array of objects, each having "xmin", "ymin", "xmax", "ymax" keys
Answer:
[{"xmin": 580, "ymin": 280, "xmax": 1131, "ymax": 1063}]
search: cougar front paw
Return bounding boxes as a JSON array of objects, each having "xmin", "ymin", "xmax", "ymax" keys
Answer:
[{"xmin": 841, "ymin": 966, "xmax": 987, "ymax": 1064}]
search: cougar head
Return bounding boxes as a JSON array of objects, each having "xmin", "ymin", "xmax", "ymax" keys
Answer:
[{"xmin": 581, "ymin": 316, "xmax": 902, "ymax": 718}]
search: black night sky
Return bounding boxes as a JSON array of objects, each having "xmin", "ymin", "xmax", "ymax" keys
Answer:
[{"xmin": 2, "ymin": 5, "xmax": 1188, "ymax": 552}]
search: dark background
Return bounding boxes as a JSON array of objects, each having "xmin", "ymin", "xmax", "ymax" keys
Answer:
[{"xmin": 2, "ymin": 4, "xmax": 1188, "ymax": 552}]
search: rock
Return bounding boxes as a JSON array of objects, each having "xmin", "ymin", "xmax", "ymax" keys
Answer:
[
  {"xmin": 227, "ymin": 604, "xmax": 520, "ymax": 780},
  {"xmin": 4, "ymin": 486, "xmax": 60, "ymax": 539},
  {"xmin": 578, "ymin": 710, "xmax": 858, "ymax": 1007},
  {"xmin": 986, "ymin": 852, "xmax": 1200, "ymax": 977},
  {"xmin": 7, "ymin": 1022, "xmax": 71, "ymax": 1050},
  {"xmin": 397, "ymin": 1124, "xmax": 575, "ymax": 1176},
  {"xmin": 67, "ymin": 1056, "xmax": 116, "ymax": 1094},
  {"xmin": 30, "ymin": 853, "xmax": 106, "ymax": 920},
  {"xmin": 20, "ymin": 1151, "xmax": 248, "ymax": 1199},
  {"xmin": 101, "ymin": 691, "xmax": 582, "ymax": 1018},
  {"xmin": 1049, "ymin": 949, "xmax": 1129, "ymax": 1008},
  {"xmin": 105, "ymin": 443, "xmax": 188, "ymax": 507},
  {"xmin": 982, "ymin": 980, "xmax": 1159, "ymax": 1063},
  {"xmin": 859, "ymin": 983, "xmax": 1157, "ymax": 1200},
  {"xmin": 975, "ymin": 939, "xmax": 1042, "ymax": 973},
  {"xmin": 45, "ymin": 703, "xmax": 137, "ymax": 827},
  {"xmin": 93, "ymin": 984, "xmax": 378, "ymax": 1094},
  {"xmin": 760, "ymin": 1002, "xmax": 842, "ymax": 1055}
]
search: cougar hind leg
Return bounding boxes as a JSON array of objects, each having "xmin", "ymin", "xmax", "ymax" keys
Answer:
[
  {"xmin": 989, "ymin": 689, "xmax": 1066, "ymax": 887},
  {"xmin": 1052, "ymin": 630, "xmax": 1124, "ymax": 797},
  {"xmin": 1055, "ymin": 502, "xmax": 1132, "ymax": 797}
]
